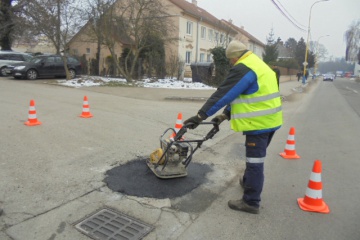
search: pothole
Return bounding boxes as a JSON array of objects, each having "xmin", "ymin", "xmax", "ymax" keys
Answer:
[{"xmin": 104, "ymin": 158, "xmax": 212, "ymax": 199}]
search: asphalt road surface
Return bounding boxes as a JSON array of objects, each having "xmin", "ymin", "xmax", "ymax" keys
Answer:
[{"xmin": 1, "ymin": 77, "xmax": 360, "ymax": 240}]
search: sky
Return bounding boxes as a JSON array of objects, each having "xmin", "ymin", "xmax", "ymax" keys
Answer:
[{"xmin": 196, "ymin": 0, "xmax": 360, "ymax": 60}]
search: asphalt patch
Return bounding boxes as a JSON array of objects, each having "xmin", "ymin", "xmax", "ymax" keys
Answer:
[{"xmin": 104, "ymin": 158, "xmax": 212, "ymax": 199}]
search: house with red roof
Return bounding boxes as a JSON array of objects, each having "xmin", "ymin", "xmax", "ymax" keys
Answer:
[{"xmin": 67, "ymin": 0, "xmax": 265, "ymax": 78}]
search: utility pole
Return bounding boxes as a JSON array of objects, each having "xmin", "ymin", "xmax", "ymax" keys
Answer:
[{"xmin": 302, "ymin": 0, "xmax": 330, "ymax": 84}]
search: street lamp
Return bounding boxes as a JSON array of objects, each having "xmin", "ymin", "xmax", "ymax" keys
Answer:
[
  {"xmin": 302, "ymin": 0, "xmax": 330, "ymax": 84},
  {"xmin": 314, "ymin": 35, "xmax": 330, "ymax": 76}
]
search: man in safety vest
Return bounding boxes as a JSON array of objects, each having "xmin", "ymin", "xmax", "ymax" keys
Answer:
[{"xmin": 184, "ymin": 40, "xmax": 283, "ymax": 214}]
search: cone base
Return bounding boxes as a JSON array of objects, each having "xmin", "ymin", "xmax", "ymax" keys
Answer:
[
  {"xmin": 279, "ymin": 152, "xmax": 300, "ymax": 159},
  {"xmin": 80, "ymin": 114, "xmax": 93, "ymax": 118},
  {"xmin": 24, "ymin": 121, "xmax": 42, "ymax": 126},
  {"xmin": 297, "ymin": 198, "xmax": 330, "ymax": 214}
]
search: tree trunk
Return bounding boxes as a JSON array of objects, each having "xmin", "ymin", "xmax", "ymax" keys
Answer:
[
  {"xmin": 56, "ymin": 0, "xmax": 61, "ymax": 55},
  {"xmin": 0, "ymin": 0, "xmax": 13, "ymax": 50},
  {"xmin": 96, "ymin": 41, "xmax": 101, "ymax": 75},
  {"xmin": 61, "ymin": 55, "xmax": 71, "ymax": 80}
]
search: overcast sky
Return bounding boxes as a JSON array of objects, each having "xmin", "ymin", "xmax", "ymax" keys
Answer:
[{"xmin": 196, "ymin": 0, "xmax": 359, "ymax": 60}]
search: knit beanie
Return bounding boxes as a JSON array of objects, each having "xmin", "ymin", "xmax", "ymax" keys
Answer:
[{"xmin": 225, "ymin": 40, "xmax": 247, "ymax": 59}]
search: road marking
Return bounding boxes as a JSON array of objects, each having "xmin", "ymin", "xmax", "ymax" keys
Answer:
[{"xmin": 345, "ymin": 86, "xmax": 358, "ymax": 94}]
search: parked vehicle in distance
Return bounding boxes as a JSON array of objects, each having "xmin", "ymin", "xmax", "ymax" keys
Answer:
[
  {"xmin": 8, "ymin": 55, "xmax": 81, "ymax": 80},
  {"xmin": 344, "ymin": 72, "xmax": 353, "ymax": 78},
  {"xmin": 336, "ymin": 71, "xmax": 343, "ymax": 77},
  {"xmin": 323, "ymin": 73, "xmax": 335, "ymax": 81},
  {"xmin": 0, "ymin": 51, "xmax": 32, "ymax": 76}
]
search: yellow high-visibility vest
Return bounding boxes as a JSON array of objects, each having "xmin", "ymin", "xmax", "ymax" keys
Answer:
[{"xmin": 230, "ymin": 52, "xmax": 283, "ymax": 132}]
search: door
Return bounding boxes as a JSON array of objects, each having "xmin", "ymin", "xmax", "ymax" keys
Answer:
[
  {"xmin": 38, "ymin": 56, "xmax": 56, "ymax": 76},
  {"xmin": 54, "ymin": 56, "xmax": 65, "ymax": 76}
]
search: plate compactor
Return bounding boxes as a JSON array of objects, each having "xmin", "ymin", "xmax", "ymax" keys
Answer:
[{"xmin": 147, "ymin": 122, "xmax": 219, "ymax": 179}]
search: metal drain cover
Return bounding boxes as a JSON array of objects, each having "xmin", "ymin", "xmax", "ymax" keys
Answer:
[{"xmin": 74, "ymin": 208, "xmax": 154, "ymax": 240}]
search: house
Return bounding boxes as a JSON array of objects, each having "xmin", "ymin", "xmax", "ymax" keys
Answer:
[
  {"xmin": 166, "ymin": 0, "xmax": 238, "ymax": 77},
  {"xmin": 12, "ymin": 35, "xmax": 56, "ymax": 55},
  {"xmin": 67, "ymin": 0, "xmax": 261, "ymax": 78},
  {"xmin": 354, "ymin": 51, "xmax": 360, "ymax": 77},
  {"xmin": 221, "ymin": 19, "xmax": 265, "ymax": 59},
  {"xmin": 276, "ymin": 41, "xmax": 293, "ymax": 60}
]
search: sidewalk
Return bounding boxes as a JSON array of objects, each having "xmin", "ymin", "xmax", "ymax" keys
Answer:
[{"xmin": 279, "ymin": 76, "xmax": 317, "ymax": 100}]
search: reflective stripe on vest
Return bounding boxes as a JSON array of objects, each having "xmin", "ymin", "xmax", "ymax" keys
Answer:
[
  {"xmin": 232, "ymin": 106, "xmax": 282, "ymax": 119},
  {"xmin": 232, "ymin": 92, "xmax": 280, "ymax": 104}
]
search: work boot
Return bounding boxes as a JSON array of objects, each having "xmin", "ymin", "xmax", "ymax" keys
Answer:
[{"xmin": 228, "ymin": 199, "xmax": 259, "ymax": 214}]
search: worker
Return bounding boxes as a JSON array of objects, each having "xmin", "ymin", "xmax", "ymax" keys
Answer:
[{"xmin": 184, "ymin": 40, "xmax": 283, "ymax": 214}]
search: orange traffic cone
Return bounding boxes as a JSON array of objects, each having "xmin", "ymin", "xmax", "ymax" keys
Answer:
[
  {"xmin": 80, "ymin": 96, "xmax": 93, "ymax": 118},
  {"xmin": 170, "ymin": 113, "xmax": 184, "ymax": 141},
  {"xmin": 297, "ymin": 160, "xmax": 330, "ymax": 213},
  {"xmin": 279, "ymin": 127, "xmax": 300, "ymax": 159},
  {"xmin": 24, "ymin": 99, "xmax": 42, "ymax": 126}
]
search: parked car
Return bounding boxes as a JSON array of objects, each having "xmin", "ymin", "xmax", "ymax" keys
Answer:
[
  {"xmin": 336, "ymin": 71, "xmax": 343, "ymax": 77},
  {"xmin": 344, "ymin": 72, "xmax": 353, "ymax": 78},
  {"xmin": 8, "ymin": 55, "xmax": 81, "ymax": 80},
  {"xmin": 0, "ymin": 51, "xmax": 33, "ymax": 76},
  {"xmin": 323, "ymin": 73, "xmax": 335, "ymax": 81}
]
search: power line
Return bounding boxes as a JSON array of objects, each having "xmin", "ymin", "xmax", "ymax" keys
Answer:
[
  {"xmin": 275, "ymin": 0, "xmax": 307, "ymax": 29},
  {"xmin": 270, "ymin": 0, "xmax": 307, "ymax": 32}
]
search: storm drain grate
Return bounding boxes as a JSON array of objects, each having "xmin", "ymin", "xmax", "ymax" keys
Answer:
[{"xmin": 74, "ymin": 208, "xmax": 154, "ymax": 240}]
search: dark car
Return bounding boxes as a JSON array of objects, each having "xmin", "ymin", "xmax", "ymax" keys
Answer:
[{"xmin": 9, "ymin": 55, "xmax": 81, "ymax": 80}]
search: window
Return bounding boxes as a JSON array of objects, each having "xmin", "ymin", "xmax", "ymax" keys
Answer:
[
  {"xmin": 220, "ymin": 34, "xmax": 224, "ymax": 43},
  {"xmin": 186, "ymin": 21, "xmax": 193, "ymax": 35},
  {"xmin": 200, "ymin": 53, "xmax": 205, "ymax": 62},
  {"xmin": 55, "ymin": 57, "xmax": 63, "ymax": 63},
  {"xmin": 68, "ymin": 57, "xmax": 79, "ymax": 64},
  {"xmin": 23, "ymin": 54, "xmax": 32, "ymax": 61},
  {"xmin": 185, "ymin": 51, "xmax": 192, "ymax": 64},
  {"xmin": 207, "ymin": 54, "xmax": 212, "ymax": 62},
  {"xmin": 8, "ymin": 54, "xmax": 22, "ymax": 61},
  {"xmin": 215, "ymin": 32, "xmax": 219, "ymax": 42},
  {"xmin": 201, "ymin": 26, "xmax": 206, "ymax": 39},
  {"xmin": 208, "ymin": 29, "xmax": 213, "ymax": 42},
  {"xmin": 46, "ymin": 57, "xmax": 55, "ymax": 63},
  {"xmin": 86, "ymin": 48, "xmax": 91, "ymax": 54}
]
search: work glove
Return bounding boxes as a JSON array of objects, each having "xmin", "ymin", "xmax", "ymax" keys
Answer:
[
  {"xmin": 184, "ymin": 114, "xmax": 203, "ymax": 129},
  {"xmin": 211, "ymin": 113, "xmax": 229, "ymax": 125}
]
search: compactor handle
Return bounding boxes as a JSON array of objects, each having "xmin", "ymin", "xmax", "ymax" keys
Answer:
[
  {"xmin": 204, "ymin": 123, "xmax": 219, "ymax": 140},
  {"xmin": 174, "ymin": 122, "xmax": 219, "ymax": 142}
]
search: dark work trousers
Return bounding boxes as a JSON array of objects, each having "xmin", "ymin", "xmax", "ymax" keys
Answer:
[{"xmin": 242, "ymin": 131, "xmax": 275, "ymax": 207}]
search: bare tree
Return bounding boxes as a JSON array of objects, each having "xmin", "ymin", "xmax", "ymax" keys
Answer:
[
  {"xmin": 309, "ymin": 40, "xmax": 328, "ymax": 61},
  {"xmin": 345, "ymin": 20, "xmax": 360, "ymax": 63},
  {"xmin": 21, "ymin": 0, "xmax": 84, "ymax": 79},
  {"xmin": 99, "ymin": 0, "xmax": 176, "ymax": 83},
  {"xmin": 166, "ymin": 49, "xmax": 182, "ymax": 79},
  {"xmin": 79, "ymin": 0, "xmax": 117, "ymax": 75},
  {"xmin": 0, "ymin": 0, "xmax": 27, "ymax": 50},
  {"xmin": 22, "ymin": 0, "xmax": 82, "ymax": 54},
  {"xmin": 0, "ymin": 0, "xmax": 14, "ymax": 50}
]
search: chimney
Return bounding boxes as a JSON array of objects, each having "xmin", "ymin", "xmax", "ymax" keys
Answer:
[
  {"xmin": 192, "ymin": 0, "xmax": 197, "ymax": 5},
  {"xmin": 229, "ymin": 19, "xmax": 233, "ymax": 24}
]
